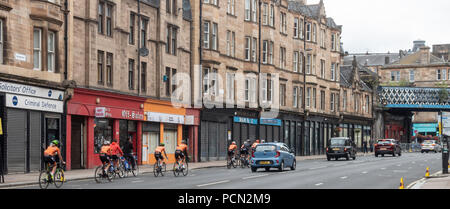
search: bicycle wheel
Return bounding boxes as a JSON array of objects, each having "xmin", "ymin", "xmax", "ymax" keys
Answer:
[
  {"xmin": 54, "ymin": 169, "xmax": 64, "ymax": 188},
  {"xmin": 227, "ymin": 157, "xmax": 231, "ymax": 169},
  {"xmin": 94, "ymin": 166, "xmax": 104, "ymax": 183},
  {"xmin": 132, "ymin": 158, "xmax": 139, "ymax": 177},
  {"xmin": 232, "ymin": 158, "xmax": 237, "ymax": 168},
  {"xmin": 240, "ymin": 157, "xmax": 245, "ymax": 168},
  {"xmin": 182, "ymin": 161, "xmax": 189, "ymax": 176},
  {"xmin": 153, "ymin": 162, "xmax": 160, "ymax": 177},
  {"xmin": 161, "ymin": 162, "xmax": 166, "ymax": 176},
  {"xmin": 173, "ymin": 162, "xmax": 180, "ymax": 177},
  {"xmin": 39, "ymin": 170, "xmax": 50, "ymax": 189},
  {"xmin": 117, "ymin": 163, "xmax": 125, "ymax": 178}
]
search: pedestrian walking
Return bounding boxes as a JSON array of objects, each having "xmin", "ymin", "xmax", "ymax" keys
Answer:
[
  {"xmin": 363, "ymin": 140, "xmax": 368, "ymax": 153},
  {"xmin": 369, "ymin": 139, "xmax": 374, "ymax": 153}
]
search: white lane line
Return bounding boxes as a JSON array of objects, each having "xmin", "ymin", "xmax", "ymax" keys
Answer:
[
  {"xmin": 340, "ymin": 176, "xmax": 348, "ymax": 179},
  {"xmin": 132, "ymin": 180, "xmax": 144, "ymax": 183},
  {"xmin": 197, "ymin": 180, "xmax": 230, "ymax": 187},
  {"xmin": 361, "ymin": 171, "xmax": 368, "ymax": 174},
  {"xmin": 315, "ymin": 183, "xmax": 324, "ymax": 186},
  {"xmin": 242, "ymin": 174, "xmax": 269, "ymax": 180},
  {"xmin": 310, "ymin": 166, "xmax": 327, "ymax": 170},
  {"xmin": 381, "ymin": 168, "xmax": 386, "ymax": 170}
]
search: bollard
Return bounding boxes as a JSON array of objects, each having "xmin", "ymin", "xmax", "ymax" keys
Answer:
[
  {"xmin": 399, "ymin": 177, "xmax": 404, "ymax": 189},
  {"xmin": 425, "ymin": 167, "xmax": 430, "ymax": 178}
]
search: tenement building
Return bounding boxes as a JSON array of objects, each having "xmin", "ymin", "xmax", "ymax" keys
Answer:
[
  {"xmin": 0, "ymin": 0, "xmax": 68, "ymax": 173},
  {"xmin": 379, "ymin": 46, "xmax": 450, "ymax": 141},
  {"xmin": 190, "ymin": 0, "xmax": 374, "ymax": 161}
]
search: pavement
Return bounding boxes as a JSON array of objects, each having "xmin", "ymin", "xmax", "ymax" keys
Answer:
[
  {"xmin": 0, "ymin": 154, "xmax": 333, "ymax": 189},
  {"xmin": 408, "ymin": 171, "xmax": 450, "ymax": 189}
]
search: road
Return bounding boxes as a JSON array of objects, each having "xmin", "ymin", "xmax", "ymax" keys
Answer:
[{"xmin": 16, "ymin": 152, "xmax": 443, "ymax": 189}]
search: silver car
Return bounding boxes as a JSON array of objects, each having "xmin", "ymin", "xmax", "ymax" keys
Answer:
[{"xmin": 421, "ymin": 140, "xmax": 442, "ymax": 153}]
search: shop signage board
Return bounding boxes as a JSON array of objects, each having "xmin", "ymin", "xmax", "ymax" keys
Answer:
[
  {"xmin": 260, "ymin": 118, "xmax": 282, "ymax": 126},
  {"xmin": 0, "ymin": 81, "xmax": 64, "ymax": 100},
  {"xmin": 146, "ymin": 112, "xmax": 185, "ymax": 124},
  {"xmin": 442, "ymin": 112, "xmax": 450, "ymax": 136},
  {"xmin": 95, "ymin": 107, "xmax": 144, "ymax": 120},
  {"xmin": 185, "ymin": 115, "xmax": 195, "ymax": 125},
  {"xmin": 5, "ymin": 94, "xmax": 63, "ymax": 113},
  {"xmin": 233, "ymin": 116, "xmax": 258, "ymax": 125}
]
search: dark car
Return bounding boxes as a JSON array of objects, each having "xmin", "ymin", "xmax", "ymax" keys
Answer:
[
  {"xmin": 374, "ymin": 139, "xmax": 401, "ymax": 157},
  {"xmin": 326, "ymin": 137, "xmax": 357, "ymax": 161}
]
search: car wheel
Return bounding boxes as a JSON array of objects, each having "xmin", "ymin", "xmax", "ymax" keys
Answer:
[
  {"xmin": 327, "ymin": 157, "xmax": 331, "ymax": 161},
  {"xmin": 398, "ymin": 152, "xmax": 401, "ymax": 156},
  {"xmin": 335, "ymin": 157, "xmax": 338, "ymax": 161},
  {"xmin": 290, "ymin": 160, "xmax": 296, "ymax": 171},
  {"xmin": 382, "ymin": 154, "xmax": 384, "ymax": 157},
  {"xmin": 352, "ymin": 155, "xmax": 356, "ymax": 160},
  {"xmin": 393, "ymin": 152, "xmax": 396, "ymax": 157},
  {"xmin": 251, "ymin": 167, "xmax": 257, "ymax": 173},
  {"xmin": 278, "ymin": 161, "xmax": 284, "ymax": 172},
  {"xmin": 375, "ymin": 153, "xmax": 378, "ymax": 157},
  {"xmin": 265, "ymin": 167, "xmax": 270, "ymax": 172},
  {"xmin": 346, "ymin": 153, "xmax": 350, "ymax": 161}
]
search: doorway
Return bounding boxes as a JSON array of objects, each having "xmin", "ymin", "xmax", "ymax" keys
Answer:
[
  {"xmin": 142, "ymin": 132, "xmax": 159, "ymax": 164},
  {"xmin": 71, "ymin": 116, "xmax": 85, "ymax": 169}
]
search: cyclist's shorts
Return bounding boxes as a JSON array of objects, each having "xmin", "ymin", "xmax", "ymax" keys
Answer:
[
  {"xmin": 44, "ymin": 155, "xmax": 56, "ymax": 164},
  {"xmin": 240, "ymin": 149, "xmax": 249, "ymax": 155},
  {"xmin": 228, "ymin": 150, "xmax": 235, "ymax": 156},
  {"xmin": 99, "ymin": 154, "xmax": 110, "ymax": 164},
  {"xmin": 175, "ymin": 150, "xmax": 184, "ymax": 159},
  {"xmin": 111, "ymin": 155, "xmax": 119, "ymax": 161},
  {"xmin": 154, "ymin": 152, "xmax": 163, "ymax": 160}
]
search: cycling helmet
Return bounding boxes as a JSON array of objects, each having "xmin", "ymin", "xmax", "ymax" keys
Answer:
[
  {"xmin": 160, "ymin": 143, "xmax": 165, "ymax": 146},
  {"xmin": 181, "ymin": 140, "xmax": 187, "ymax": 144},
  {"xmin": 103, "ymin": 141, "xmax": 111, "ymax": 145},
  {"xmin": 232, "ymin": 141, "xmax": 236, "ymax": 144},
  {"xmin": 51, "ymin": 140, "xmax": 59, "ymax": 146},
  {"xmin": 261, "ymin": 140, "xmax": 266, "ymax": 143}
]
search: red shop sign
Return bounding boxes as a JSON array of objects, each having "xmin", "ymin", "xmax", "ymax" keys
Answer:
[{"xmin": 95, "ymin": 107, "xmax": 143, "ymax": 121}]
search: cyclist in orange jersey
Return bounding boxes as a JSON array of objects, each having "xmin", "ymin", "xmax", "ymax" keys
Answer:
[{"xmin": 43, "ymin": 140, "xmax": 65, "ymax": 179}]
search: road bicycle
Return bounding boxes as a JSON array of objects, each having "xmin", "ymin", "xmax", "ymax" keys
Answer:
[
  {"xmin": 227, "ymin": 154, "xmax": 238, "ymax": 169},
  {"xmin": 120, "ymin": 154, "xmax": 139, "ymax": 178},
  {"xmin": 39, "ymin": 161, "xmax": 65, "ymax": 189},
  {"xmin": 173, "ymin": 156, "xmax": 189, "ymax": 177},
  {"xmin": 154, "ymin": 158, "xmax": 167, "ymax": 177},
  {"xmin": 240, "ymin": 153, "xmax": 251, "ymax": 168},
  {"xmin": 94, "ymin": 159, "xmax": 115, "ymax": 183}
]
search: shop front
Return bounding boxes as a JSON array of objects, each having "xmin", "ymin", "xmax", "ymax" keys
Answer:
[
  {"xmin": 66, "ymin": 88, "xmax": 145, "ymax": 170},
  {"xmin": 0, "ymin": 80, "xmax": 64, "ymax": 174},
  {"xmin": 142, "ymin": 99, "xmax": 195, "ymax": 165},
  {"xmin": 340, "ymin": 115, "xmax": 373, "ymax": 151},
  {"xmin": 304, "ymin": 114, "xmax": 339, "ymax": 156}
]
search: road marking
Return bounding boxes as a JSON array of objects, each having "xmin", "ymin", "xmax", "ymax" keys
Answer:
[
  {"xmin": 242, "ymin": 174, "xmax": 269, "ymax": 180},
  {"xmin": 361, "ymin": 171, "xmax": 368, "ymax": 174},
  {"xmin": 381, "ymin": 168, "xmax": 386, "ymax": 170},
  {"xmin": 315, "ymin": 183, "xmax": 323, "ymax": 186},
  {"xmin": 397, "ymin": 164, "xmax": 402, "ymax": 167},
  {"xmin": 310, "ymin": 166, "xmax": 327, "ymax": 170},
  {"xmin": 197, "ymin": 180, "xmax": 230, "ymax": 187},
  {"xmin": 132, "ymin": 180, "xmax": 144, "ymax": 183},
  {"xmin": 340, "ymin": 176, "xmax": 348, "ymax": 179}
]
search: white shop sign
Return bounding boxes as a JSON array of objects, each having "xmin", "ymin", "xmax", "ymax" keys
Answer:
[
  {"xmin": 0, "ymin": 81, "xmax": 64, "ymax": 100},
  {"xmin": 146, "ymin": 112, "xmax": 185, "ymax": 124},
  {"xmin": 442, "ymin": 112, "xmax": 450, "ymax": 136},
  {"xmin": 6, "ymin": 94, "xmax": 64, "ymax": 113}
]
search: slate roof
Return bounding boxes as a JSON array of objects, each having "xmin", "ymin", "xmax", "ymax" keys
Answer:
[
  {"xmin": 340, "ymin": 64, "xmax": 374, "ymax": 92},
  {"xmin": 343, "ymin": 53, "xmax": 402, "ymax": 67},
  {"xmin": 288, "ymin": 1, "xmax": 341, "ymax": 31}
]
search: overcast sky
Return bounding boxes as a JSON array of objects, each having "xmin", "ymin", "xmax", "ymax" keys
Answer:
[{"xmin": 310, "ymin": 0, "xmax": 450, "ymax": 53}]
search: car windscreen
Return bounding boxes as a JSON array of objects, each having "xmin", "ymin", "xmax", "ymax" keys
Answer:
[
  {"xmin": 377, "ymin": 140, "xmax": 393, "ymax": 145},
  {"xmin": 255, "ymin": 145, "xmax": 276, "ymax": 152},
  {"xmin": 330, "ymin": 139, "xmax": 346, "ymax": 146}
]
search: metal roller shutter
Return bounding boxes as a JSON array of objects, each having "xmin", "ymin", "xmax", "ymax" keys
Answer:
[
  {"xmin": 200, "ymin": 121, "xmax": 209, "ymax": 162},
  {"xmin": 249, "ymin": 124, "xmax": 256, "ymax": 141},
  {"xmin": 29, "ymin": 111, "xmax": 41, "ymax": 172},
  {"xmin": 7, "ymin": 109, "xmax": 27, "ymax": 173},
  {"xmin": 208, "ymin": 122, "xmax": 218, "ymax": 161},
  {"xmin": 218, "ymin": 123, "xmax": 226, "ymax": 160}
]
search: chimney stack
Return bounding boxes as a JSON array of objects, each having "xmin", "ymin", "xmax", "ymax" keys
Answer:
[
  {"xmin": 419, "ymin": 46, "xmax": 431, "ymax": 64},
  {"xmin": 385, "ymin": 56, "xmax": 390, "ymax": 65}
]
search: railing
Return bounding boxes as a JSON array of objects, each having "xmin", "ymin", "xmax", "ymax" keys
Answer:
[
  {"xmin": 379, "ymin": 86, "xmax": 450, "ymax": 109},
  {"xmin": 399, "ymin": 143, "xmax": 422, "ymax": 152}
]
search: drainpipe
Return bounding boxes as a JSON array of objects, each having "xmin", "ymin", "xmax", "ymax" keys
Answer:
[
  {"xmin": 137, "ymin": 0, "xmax": 141, "ymax": 96},
  {"xmin": 64, "ymin": 0, "xmax": 68, "ymax": 81}
]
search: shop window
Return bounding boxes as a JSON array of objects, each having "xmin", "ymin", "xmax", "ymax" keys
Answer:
[
  {"xmin": 94, "ymin": 119, "xmax": 113, "ymax": 154},
  {"xmin": 164, "ymin": 124, "xmax": 178, "ymax": 154}
]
